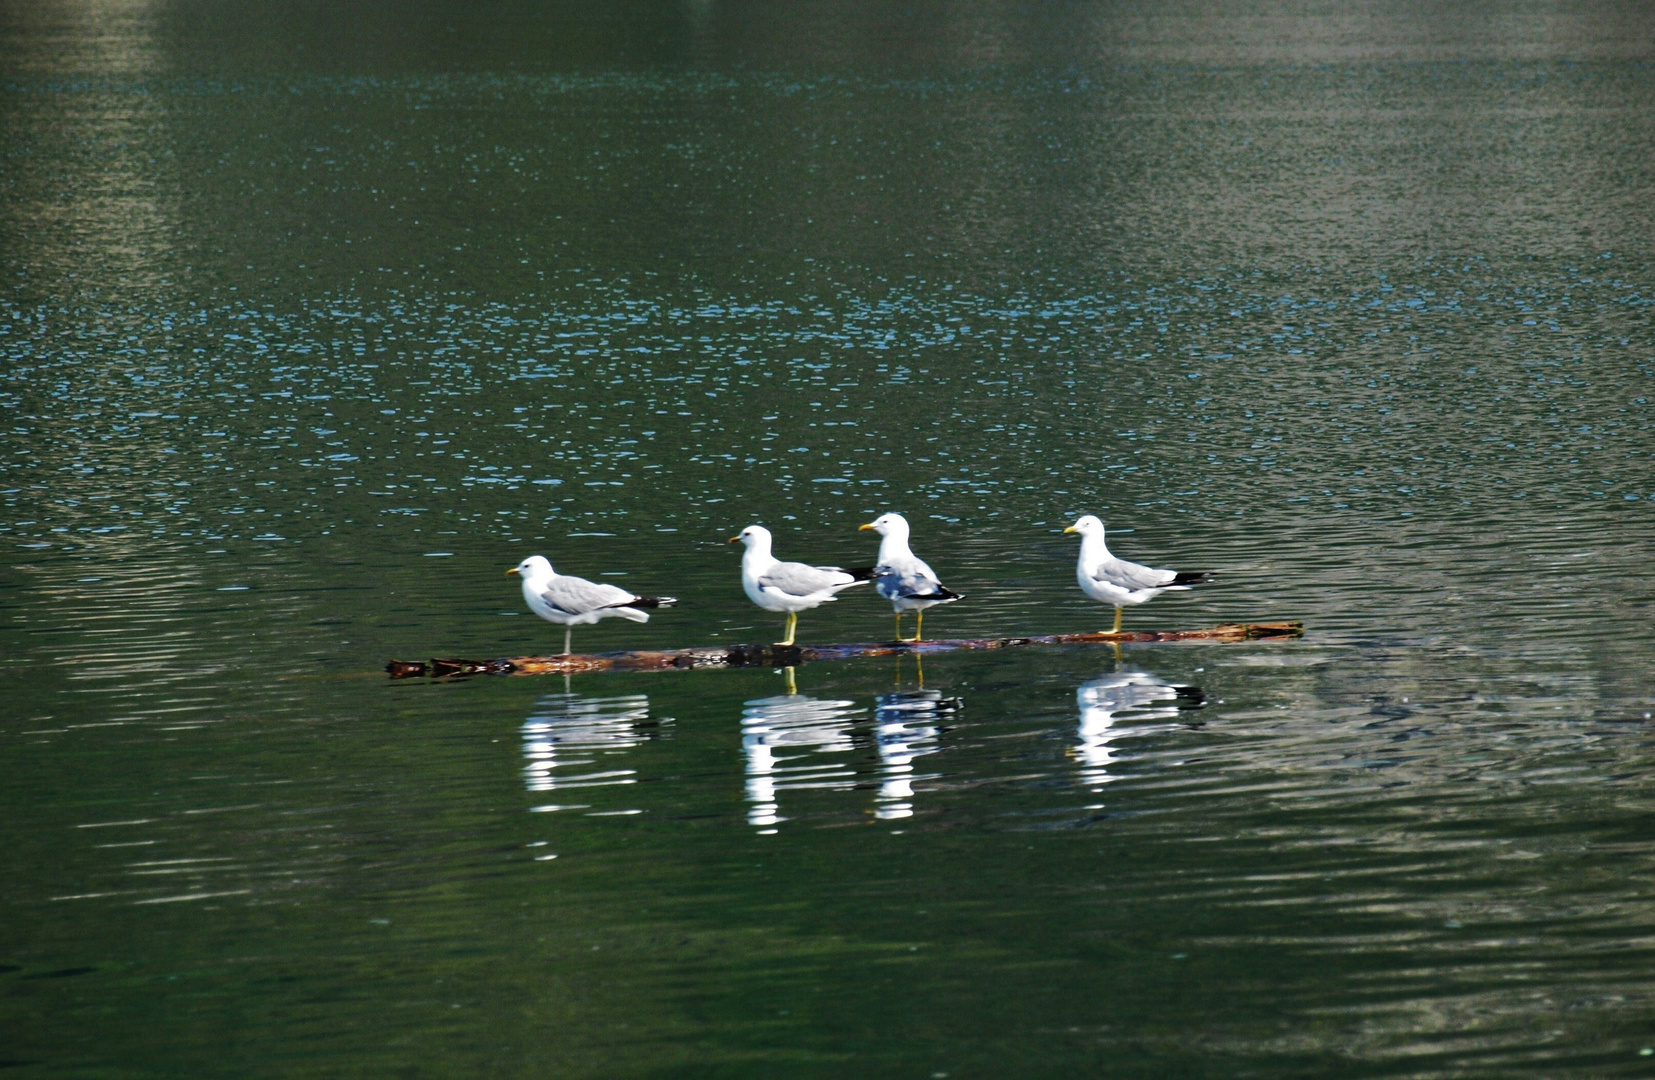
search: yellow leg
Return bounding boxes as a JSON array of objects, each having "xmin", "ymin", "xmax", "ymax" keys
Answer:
[
  {"xmin": 776, "ymin": 611, "xmax": 798, "ymax": 647},
  {"xmin": 1111, "ymin": 607, "xmax": 1123, "ymax": 635},
  {"xmin": 893, "ymin": 611, "xmax": 921, "ymax": 644},
  {"xmin": 914, "ymin": 610, "xmax": 924, "ymax": 643}
]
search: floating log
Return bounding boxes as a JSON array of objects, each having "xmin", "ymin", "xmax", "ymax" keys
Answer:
[{"xmin": 386, "ymin": 621, "xmax": 1303, "ymax": 679}]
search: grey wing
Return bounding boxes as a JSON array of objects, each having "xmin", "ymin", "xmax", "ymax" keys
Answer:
[
  {"xmin": 758, "ymin": 560, "xmax": 850, "ymax": 598},
  {"xmin": 877, "ymin": 557, "xmax": 942, "ymax": 597},
  {"xmin": 539, "ymin": 575, "xmax": 639, "ymax": 615},
  {"xmin": 1092, "ymin": 556, "xmax": 1177, "ymax": 592}
]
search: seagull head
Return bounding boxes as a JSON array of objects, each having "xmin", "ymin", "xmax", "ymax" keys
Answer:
[
  {"xmin": 508, "ymin": 555, "xmax": 554, "ymax": 578},
  {"xmin": 728, "ymin": 524, "xmax": 772, "ymax": 551},
  {"xmin": 1064, "ymin": 515, "xmax": 1105, "ymax": 538},
  {"xmin": 858, "ymin": 512, "xmax": 909, "ymax": 538}
]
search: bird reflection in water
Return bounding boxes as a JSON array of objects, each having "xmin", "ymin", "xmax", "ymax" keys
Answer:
[
  {"xmin": 870, "ymin": 688, "xmax": 957, "ymax": 820},
  {"xmin": 521, "ymin": 692, "xmax": 665, "ymax": 797},
  {"xmin": 1074, "ymin": 670, "xmax": 1204, "ymax": 791},
  {"xmin": 741, "ymin": 668, "xmax": 863, "ymax": 832}
]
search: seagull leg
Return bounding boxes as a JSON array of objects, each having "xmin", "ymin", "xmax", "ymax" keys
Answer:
[
  {"xmin": 563, "ymin": 625, "xmax": 573, "ymax": 656},
  {"xmin": 894, "ymin": 610, "xmax": 923, "ymax": 644},
  {"xmin": 914, "ymin": 610, "xmax": 924, "ymax": 643},
  {"xmin": 1111, "ymin": 607, "xmax": 1123, "ymax": 635},
  {"xmin": 776, "ymin": 611, "xmax": 797, "ymax": 648}
]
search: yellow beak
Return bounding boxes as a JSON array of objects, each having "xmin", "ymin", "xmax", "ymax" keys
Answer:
[
  {"xmin": 858, "ymin": 523, "xmax": 875, "ymax": 531},
  {"xmin": 728, "ymin": 536, "xmax": 741, "ymax": 544},
  {"xmin": 1063, "ymin": 525, "xmax": 1078, "ymax": 534},
  {"xmin": 505, "ymin": 567, "xmax": 519, "ymax": 575}
]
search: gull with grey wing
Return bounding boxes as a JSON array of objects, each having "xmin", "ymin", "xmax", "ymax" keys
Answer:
[
  {"xmin": 508, "ymin": 554, "xmax": 676, "ymax": 655},
  {"xmin": 1064, "ymin": 515, "xmax": 1213, "ymax": 633},
  {"xmin": 859, "ymin": 512, "xmax": 962, "ymax": 643},
  {"xmin": 730, "ymin": 524, "xmax": 871, "ymax": 646}
]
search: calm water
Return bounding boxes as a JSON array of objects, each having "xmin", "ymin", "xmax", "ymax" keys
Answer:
[{"xmin": 4, "ymin": 1, "xmax": 1655, "ymax": 1075}]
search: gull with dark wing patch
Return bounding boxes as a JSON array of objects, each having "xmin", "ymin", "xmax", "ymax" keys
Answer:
[
  {"xmin": 508, "ymin": 555, "xmax": 676, "ymax": 655},
  {"xmin": 731, "ymin": 524, "xmax": 870, "ymax": 647},
  {"xmin": 859, "ymin": 512, "xmax": 962, "ymax": 643},
  {"xmin": 1063, "ymin": 515, "xmax": 1213, "ymax": 634}
]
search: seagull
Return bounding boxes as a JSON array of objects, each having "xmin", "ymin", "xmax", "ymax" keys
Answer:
[
  {"xmin": 858, "ymin": 512, "xmax": 962, "ymax": 643},
  {"xmin": 730, "ymin": 524, "xmax": 871, "ymax": 647},
  {"xmin": 507, "ymin": 555, "xmax": 676, "ymax": 656},
  {"xmin": 1063, "ymin": 515, "xmax": 1213, "ymax": 634}
]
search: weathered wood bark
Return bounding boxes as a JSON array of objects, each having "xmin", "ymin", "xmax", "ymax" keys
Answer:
[{"xmin": 386, "ymin": 621, "xmax": 1303, "ymax": 678}]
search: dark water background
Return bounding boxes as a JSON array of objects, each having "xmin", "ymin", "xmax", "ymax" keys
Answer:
[{"xmin": 3, "ymin": 1, "xmax": 1654, "ymax": 1075}]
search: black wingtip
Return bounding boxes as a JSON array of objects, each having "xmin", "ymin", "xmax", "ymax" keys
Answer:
[
  {"xmin": 627, "ymin": 595, "xmax": 678, "ymax": 609},
  {"xmin": 1171, "ymin": 571, "xmax": 1216, "ymax": 586},
  {"xmin": 844, "ymin": 566, "xmax": 877, "ymax": 582},
  {"xmin": 902, "ymin": 587, "xmax": 964, "ymax": 602}
]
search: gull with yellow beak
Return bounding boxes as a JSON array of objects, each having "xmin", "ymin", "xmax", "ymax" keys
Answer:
[
  {"xmin": 859, "ymin": 512, "xmax": 962, "ymax": 643},
  {"xmin": 1064, "ymin": 515, "xmax": 1213, "ymax": 634},
  {"xmin": 507, "ymin": 554, "xmax": 676, "ymax": 656},
  {"xmin": 730, "ymin": 524, "xmax": 871, "ymax": 647}
]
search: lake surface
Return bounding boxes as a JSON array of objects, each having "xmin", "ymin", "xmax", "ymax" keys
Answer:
[{"xmin": 3, "ymin": 1, "xmax": 1654, "ymax": 1075}]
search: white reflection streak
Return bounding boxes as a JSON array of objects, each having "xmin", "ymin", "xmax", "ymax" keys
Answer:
[
  {"xmin": 741, "ymin": 692, "xmax": 862, "ymax": 829},
  {"xmin": 521, "ymin": 694, "xmax": 657, "ymax": 793},
  {"xmin": 1075, "ymin": 672, "xmax": 1200, "ymax": 791},
  {"xmin": 871, "ymin": 690, "xmax": 952, "ymax": 820}
]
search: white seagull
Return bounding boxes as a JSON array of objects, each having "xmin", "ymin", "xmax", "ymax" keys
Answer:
[
  {"xmin": 858, "ymin": 512, "xmax": 962, "ymax": 643},
  {"xmin": 507, "ymin": 555, "xmax": 676, "ymax": 656},
  {"xmin": 730, "ymin": 524, "xmax": 871, "ymax": 647},
  {"xmin": 1063, "ymin": 515, "xmax": 1213, "ymax": 634}
]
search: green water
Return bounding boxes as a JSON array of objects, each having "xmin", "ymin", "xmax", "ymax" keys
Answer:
[{"xmin": 4, "ymin": 1, "xmax": 1655, "ymax": 1075}]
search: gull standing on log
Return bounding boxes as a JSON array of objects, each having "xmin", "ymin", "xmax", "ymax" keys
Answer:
[
  {"xmin": 858, "ymin": 512, "xmax": 962, "ymax": 643},
  {"xmin": 508, "ymin": 555, "xmax": 676, "ymax": 656},
  {"xmin": 731, "ymin": 524, "xmax": 870, "ymax": 647},
  {"xmin": 1064, "ymin": 515, "xmax": 1213, "ymax": 634}
]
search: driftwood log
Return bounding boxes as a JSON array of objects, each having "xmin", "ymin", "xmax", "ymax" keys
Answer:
[{"xmin": 386, "ymin": 621, "xmax": 1303, "ymax": 678}]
